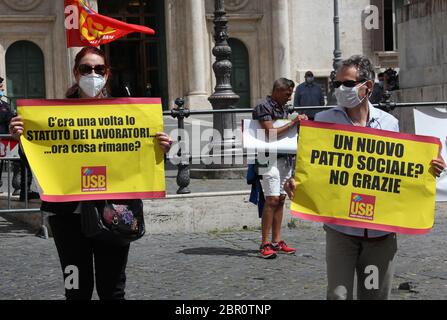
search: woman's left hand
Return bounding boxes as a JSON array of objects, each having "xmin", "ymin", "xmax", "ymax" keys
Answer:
[
  {"xmin": 156, "ymin": 132, "xmax": 173, "ymax": 154},
  {"xmin": 431, "ymin": 156, "xmax": 447, "ymax": 177}
]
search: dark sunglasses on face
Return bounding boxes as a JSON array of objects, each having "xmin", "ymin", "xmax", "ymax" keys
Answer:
[
  {"xmin": 78, "ymin": 64, "xmax": 107, "ymax": 76},
  {"xmin": 333, "ymin": 79, "xmax": 367, "ymax": 88}
]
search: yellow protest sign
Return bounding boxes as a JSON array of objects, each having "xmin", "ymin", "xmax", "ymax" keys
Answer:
[
  {"xmin": 291, "ymin": 121, "xmax": 441, "ymax": 235},
  {"xmin": 17, "ymin": 98, "xmax": 165, "ymax": 202}
]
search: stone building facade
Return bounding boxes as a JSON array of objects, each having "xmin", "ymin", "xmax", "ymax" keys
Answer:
[
  {"xmin": 0, "ymin": 0, "xmax": 70, "ymax": 102},
  {"xmin": 0, "ymin": 0, "xmax": 400, "ymax": 110},
  {"xmin": 396, "ymin": 0, "xmax": 447, "ymax": 102},
  {"xmin": 391, "ymin": 0, "xmax": 447, "ymax": 133}
]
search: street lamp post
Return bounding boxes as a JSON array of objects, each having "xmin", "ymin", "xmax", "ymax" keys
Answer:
[
  {"xmin": 333, "ymin": 0, "xmax": 343, "ymax": 72},
  {"xmin": 208, "ymin": 0, "xmax": 241, "ymax": 164},
  {"xmin": 328, "ymin": 0, "xmax": 342, "ymax": 105}
]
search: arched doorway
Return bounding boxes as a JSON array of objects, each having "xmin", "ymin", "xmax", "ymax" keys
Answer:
[
  {"xmin": 228, "ymin": 38, "xmax": 251, "ymax": 108},
  {"xmin": 98, "ymin": 0, "xmax": 168, "ymax": 108},
  {"xmin": 5, "ymin": 40, "xmax": 46, "ymax": 110}
]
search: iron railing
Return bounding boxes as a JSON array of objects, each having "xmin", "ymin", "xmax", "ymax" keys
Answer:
[{"xmin": 1, "ymin": 99, "xmax": 446, "ymax": 215}]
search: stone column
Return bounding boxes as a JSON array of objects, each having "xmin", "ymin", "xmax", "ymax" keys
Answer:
[
  {"xmin": 185, "ymin": 0, "xmax": 211, "ymax": 110},
  {"xmin": 271, "ymin": 0, "xmax": 291, "ymax": 79},
  {"xmin": 54, "ymin": 0, "xmax": 71, "ymax": 98},
  {"xmin": 67, "ymin": 48, "xmax": 81, "ymax": 88}
]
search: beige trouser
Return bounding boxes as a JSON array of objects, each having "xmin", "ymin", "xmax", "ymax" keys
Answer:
[{"xmin": 325, "ymin": 226, "xmax": 397, "ymax": 300}]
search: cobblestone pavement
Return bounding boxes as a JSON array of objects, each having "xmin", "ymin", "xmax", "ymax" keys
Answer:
[{"xmin": 1, "ymin": 203, "xmax": 447, "ymax": 300}]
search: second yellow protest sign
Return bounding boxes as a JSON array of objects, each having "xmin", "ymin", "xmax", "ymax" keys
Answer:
[
  {"xmin": 17, "ymin": 98, "xmax": 165, "ymax": 202},
  {"xmin": 291, "ymin": 120, "xmax": 441, "ymax": 235}
]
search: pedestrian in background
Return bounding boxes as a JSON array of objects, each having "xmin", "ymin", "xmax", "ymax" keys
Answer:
[
  {"xmin": 293, "ymin": 71, "xmax": 325, "ymax": 120},
  {"xmin": 369, "ymin": 72, "xmax": 385, "ymax": 105},
  {"xmin": 0, "ymin": 76, "xmax": 13, "ymax": 188},
  {"xmin": 0, "ymin": 76, "xmax": 38, "ymax": 199},
  {"xmin": 9, "ymin": 47, "xmax": 173, "ymax": 300},
  {"xmin": 0, "ymin": 76, "xmax": 12, "ymax": 132}
]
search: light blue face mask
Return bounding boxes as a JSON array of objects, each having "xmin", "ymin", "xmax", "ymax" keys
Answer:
[
  {"xmin": 306, "ymin": 77, "xmax": 314, "ymax": 84},
  {"xmin": 335, "ymin": 82, "xmax": 368, "ymax": 109},
  {"xmin": 0, "ymin": 90, "xmax": 4, "ymax": 98}
]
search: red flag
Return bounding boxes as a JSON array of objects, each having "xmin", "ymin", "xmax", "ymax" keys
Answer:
[{"xmin": 64, "ymin": 0, "xmax": 155, "ymax": 48}]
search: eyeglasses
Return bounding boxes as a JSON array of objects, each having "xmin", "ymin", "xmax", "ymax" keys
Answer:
[
  {"xmin": 78, "ymin": 64, "xmax": 107, "ymax": 76},
  {"xmin": 333, "ymin": 79, "xmax": 367, "ymax": 88}
]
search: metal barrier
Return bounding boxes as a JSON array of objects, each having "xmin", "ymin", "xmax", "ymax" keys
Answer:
[
  {"xmin": 0, "ymin": 133, "xmax": 46, "ymax": 238},
  {"xmin": 0, "ymin": 134, "xmax": 40, "ymax": 212},
  {"xmin": 1, "ymin": 100, "xmax": 446, "ymax": 216}
]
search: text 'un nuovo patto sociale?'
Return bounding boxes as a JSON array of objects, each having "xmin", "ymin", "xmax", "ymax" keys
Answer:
[{"xmin": 309, "ymin": 134, "xmax": 426, "ymax": 194}]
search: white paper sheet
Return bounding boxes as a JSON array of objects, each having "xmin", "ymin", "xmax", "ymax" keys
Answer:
[
  {"xmin": 414, "ymin": 107, "xmax": 447, "ymax": 202},
  {"xmin": 242, "ymin": 119, "xmax": 298, "ymax": 154}
]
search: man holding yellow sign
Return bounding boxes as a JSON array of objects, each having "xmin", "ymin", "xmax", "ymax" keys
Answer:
[{"xmin": 285, "ymin": 56, "xmax": 446, "ymax": 300}]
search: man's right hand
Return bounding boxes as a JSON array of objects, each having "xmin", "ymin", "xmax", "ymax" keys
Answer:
[
  {"xmin": 291, "ymin": 114, "xmax": 309, "ymax": 126},
  {"xmin": 284, "ymin": 178, "xmax": 297, "ymax": 200},
  {"xmin": 9, "ymin": 116, "xmax": 24, "ymax": 140}
]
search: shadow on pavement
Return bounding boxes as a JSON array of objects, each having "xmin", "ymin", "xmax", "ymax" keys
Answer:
[
  {"xmin": 179, "ymin": 247, "xmax": 258, "ymax": 257},
  {"xmin": 0, "ymin": 214, "xmax": 36, "ymax": 236}
]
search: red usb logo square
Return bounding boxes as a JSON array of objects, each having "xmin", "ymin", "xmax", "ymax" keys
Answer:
[
  {"xmin": 349, "ymin": 193, "xmax": 376, "ymax": 221},
  {"xmin": 81, "ymin": 167, "xmax": 107, "ymax": 192}
]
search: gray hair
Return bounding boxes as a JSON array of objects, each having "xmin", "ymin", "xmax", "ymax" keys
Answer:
[
  {"xmin": 339, "ymin": 55, "xmax": 375, "ymax": 82},
  {"xmin": 272, "ymin": 78, "xmax": 295, "ymax": 92}
]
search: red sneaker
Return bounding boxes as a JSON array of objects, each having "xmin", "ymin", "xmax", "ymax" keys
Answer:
[
  {"xmin": 259, "ymin": 243, "xmax": 277, "ymax": 259},
  {"xmin": 273, "ymin": 241, "xmax": 296, "ymax": 254}
]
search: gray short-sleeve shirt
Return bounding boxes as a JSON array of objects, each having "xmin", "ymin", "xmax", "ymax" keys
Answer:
[{"xmin": 252, "ymin": 96, "xmax": 289, "ymax": 121}]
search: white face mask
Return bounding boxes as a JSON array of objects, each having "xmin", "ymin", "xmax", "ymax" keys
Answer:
[
  {"xmin": 79, "ymin": 74, "xmax": 106, "ymax": 98},
  {"xmin": 335, "ymin": 82, "xmax": 367, "ymax": 109}
]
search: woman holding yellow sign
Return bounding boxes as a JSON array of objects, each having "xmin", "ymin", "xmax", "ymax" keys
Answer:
[
  {"xmin": 285, "ymin": 55, "xmax": 446, "ymax": 300},
  {"xmin": 9, "ymin": 47, "xmax": 172, "ymax": 300}
]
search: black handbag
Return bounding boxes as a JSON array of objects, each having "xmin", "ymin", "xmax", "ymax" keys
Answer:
[{"xmin": 80, "ymin": 199, "xmax": 145, "ymax": 246}]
